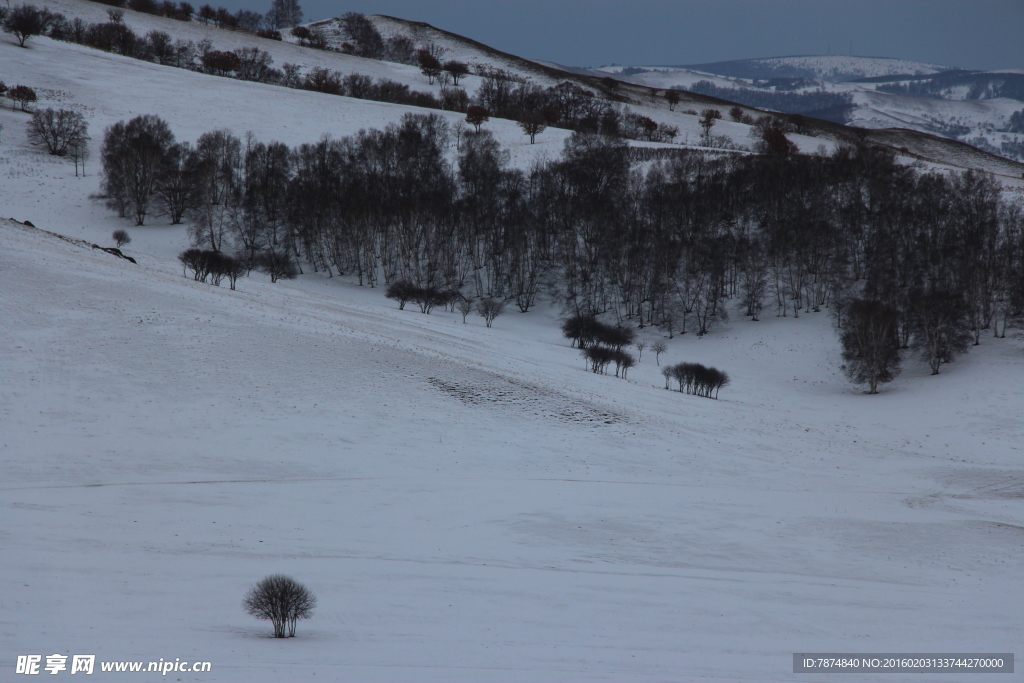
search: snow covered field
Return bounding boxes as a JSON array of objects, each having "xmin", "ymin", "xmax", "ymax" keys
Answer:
[
  {"xmin": 3, "ymin": 12, "xmax": 1024, "ymax": 683},
  {"xmin": 4, "ymin": 206, "xmax": 1024, "ymax": 682}
]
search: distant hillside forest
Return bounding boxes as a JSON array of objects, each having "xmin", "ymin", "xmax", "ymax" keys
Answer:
[
  {"xmin": 875, "ymin": 72, "xmax": 1024, "ymax": 101},
  {"xmin": 683, "ymin": 81, "xmax": 854, "ymax": 122},
  {"xmin": 93, "ymin": 111, "xmax": 1024, "ymax": 386}
]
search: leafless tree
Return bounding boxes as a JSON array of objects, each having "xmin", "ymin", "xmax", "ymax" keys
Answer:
[
  {"xmin": 699, "ymin": 109, "xmax": 721, "ymax": 139},
  {"xmin": 518, "ymin": 111, "xmax": 546, "ymax": 144},
  {"xmin": 416, "ymin": 49, "xmax": 442, "ymax": 85},
  {"xmin": 28, "ymin": 108, "xmax": 88, "ymax": 157},
  {"xmin": 665, "ymin": 89, "xmax": 680, "ymax": 111},
  {"xmin": 443, "ymin": 60, "xmax": 469, "ymax": 86},
  {"xmin": 839, "ymin": 299, "xmax": 901, "ymax": 393},
  {"xmin": 8, "ymin": 85, "xmax": 36, "ymax": 111},
  {"xmin": 3, "ymin": 4, "xmax": 53, "ymax": 47},
  {"xmin": 651, "ymin": 340, "xmax": 667, "ymax": 366},
  {"xmin": 475, "ymin": 298, "xmax": 505, "ymax": 327},
  {"xmin": 457, "ymin": 296, "xmax": 473, "ymax": 323},
  {"xmin": 465, "ymin": 106, "xmax": 490, "ymax": 133},
  {"xmin": 112, "ymin": 229, "xmax": 131, "ymax": 248},
  {"xmin": 243, "ymin": 574, "xmax": 316, "ymax": 638},
  {"xmin": 266, "ymin": 0, "xmax": 301, "ymax": 29},
  {"xmin": 634, "ymin": 340, "xmax": 645, "ymax": 360},
  {"xmin": 256, "ymin": 249, "xmax": 297, "ymax": 283},
  {"xmin": 69, "ymin": 134, "xmax": 90, "ymax": 176}
]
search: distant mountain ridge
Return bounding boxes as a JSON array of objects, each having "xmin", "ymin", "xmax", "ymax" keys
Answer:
[{"xmin": 678, "ymin": 55, "xmax": 953, "ymax": 82}]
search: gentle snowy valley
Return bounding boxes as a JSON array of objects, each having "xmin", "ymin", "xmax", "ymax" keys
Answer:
[{"xmin": 2, "ymin": 4, "xmax": 1024, "ymax": 681}]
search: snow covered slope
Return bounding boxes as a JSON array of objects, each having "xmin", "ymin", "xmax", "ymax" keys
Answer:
[
  {"xmin": 597, "ymin": 56, "xmax": 1024, "ymax": 164},
  {"xmin": 3, "ymin": 8, "xmax": 1024, "ymax": 680},
  {"xmin": 4, "ymin": 202, "xmax": 1024, "ymax": 681}
]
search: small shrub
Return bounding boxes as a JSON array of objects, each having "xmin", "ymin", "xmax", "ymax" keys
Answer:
[
  {"xmin": 243, "ymin": 574, "xmax": 316, "ymax": 638},
  {"xmin": 475, "ymin": 298, "xmax": 505, "ymax": 327},
  {"xmin": 112, "ymin": 229, "xmax": 131, "ymax": 247},
  {"xmin": 385, "ymin": 280, "xmax": 417, "ymax": 310},
  {"xmin": 256, "ymin": 249, "xmax": 297, "ymax": 283}
]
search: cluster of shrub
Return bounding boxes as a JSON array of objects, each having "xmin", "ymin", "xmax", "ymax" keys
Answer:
[
  {"xmin": 385, "ymin": 280, "xmax": 506, "ymax": 326},
  {"xmin": 561, "ymin": 315, "xmax": 638, "ymax": 379},
  {"xmin": 660, "ymin": 362, "xmax": 730, "ymax": 398},
  {"xmin": 178, "ymin": 247, "xmax": 295, "ymax": 288},
  {"xmin": 0, "ymin": 81, "xmax": 37, "ymax": 111}
]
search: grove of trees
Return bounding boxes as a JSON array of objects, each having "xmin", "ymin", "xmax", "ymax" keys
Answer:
[{"xmin": 99, "ymin": 112, "xmax": 1024, "ymax": 390}]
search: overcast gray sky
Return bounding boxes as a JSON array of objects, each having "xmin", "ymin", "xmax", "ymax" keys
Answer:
[{"xmin": 237, "ymin": 0, "xmax": 1022, "ymax": 71}]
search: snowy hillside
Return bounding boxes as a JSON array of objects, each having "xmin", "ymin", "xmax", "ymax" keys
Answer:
[
  {"xmin": 595, "ymin": 55, "xmax": 1024, "ymax": 163},
  {"xmin": 5, "ymin": 209, "xmax": 1024, "ymax": 681},
  {"xmin": 3, "ymin": 7, "xmax": 1024, "ymax": 681}
]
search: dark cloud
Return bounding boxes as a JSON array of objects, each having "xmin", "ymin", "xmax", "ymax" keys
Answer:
[{"xmin": 230, "ymin": 0, "xmax": 1022, "ymax": 71}]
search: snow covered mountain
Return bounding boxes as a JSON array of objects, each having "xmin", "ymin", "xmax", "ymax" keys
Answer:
[
  {"xmin": 681, "ymin": 55, "xmax": 953, "ymax": 82},
  {"xmin": 595, "ymin": 56, "xmax": 1024, "ymax": 163}
]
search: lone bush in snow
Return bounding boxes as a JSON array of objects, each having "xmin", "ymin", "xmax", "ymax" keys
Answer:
[
  {"xmin": 112, "ymin": 229, "xmax": 131, "ymax": 248},
  {"xmin": 27, "ymin": 108, "xmax": 88, "ymax": 156},
  {"xmin": 475, "ymin": 298, "xmax": 505, "ymax": 327},
  {"xmin": 838, "ymin": 298, "xmax": 901, "ymax": 393},
  {"xmin": 457, "ymin": 296, "xmax": 473, "ymax": 323},
  {"xmin": 243, "ymin": 574, "xmax": 315, "ymax": 638}
]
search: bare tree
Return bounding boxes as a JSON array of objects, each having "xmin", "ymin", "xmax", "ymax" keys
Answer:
[
  {"xmin": 699, "ymin": 109, "xmax": 721, "ymax": 140},
  {"xmin": 665, "ymin": 89, "xmax": 680, "ymax": 111},
  {"xmin": 385, "ymin": 280, "xmax": 417, "ymax": 310},
  {"xmin": 224, "ymin": 254, "xmax": 247, "ymax": 290},
  {"xmin": 475, "ymin": 298, "xmax": 505, "ymax": 327},
  {"xmin": 256, "ymin": 249, "xmax": 297, "ymax": 283},
  {"xmin": 457, "ymin": 296, "xmax": 473, "ymax": 323},
  {"xmin": 443, "ymin": 60, "xmax": 469, "ymax": 86},
  {"xmin": 112, "ymin": 229, "xmax": 131, "ymax": 248},
  {"xmin": 634, "ymin": 340, "xmax": 645, "ymax": 361},
  {"xmin": 839, "ymin": 299, "xmax": 901, "ymax": 394},
  {"xmin": 101, "ymin": 115, "xmax": 175, "ymax": 225},
  {"xmin": 27, "ymin": 108, "xmax": 88, "ymax": 156},
  {"xmin": 518, "ymin": 111, "xmax": 546, "ymax": 144},
  {"xmin": 416, "ymin": 49, "xmax": 442, "ymax": 84},
  {"xmin": 465, "ymin": 106, "xmax": 490, "ymax": 133},
  {"xmin": 69, "ymin": 134, "xmax": 90, "ymax": 176},
  {"xmin": 651, "ymin": 340, "xmax": 666, "ymax": 365},
  {"xmin": 266, "ymin": 0, "xmax": 301, "ymax": 29},
  {"xmin": 8, "ymin": 85, "xmax": 37, "ymax": 111},
  {"xmin": 3, "ymin": 5, "xmax": 53, "ymax": 47},
  {"xmin": 243, "ymin": 575, "xmax": 316, "ymax": 638}
]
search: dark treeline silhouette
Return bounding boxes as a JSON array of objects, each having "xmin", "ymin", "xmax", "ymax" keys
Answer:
[
  {"xmin": 687, "ymin": 80, "xmax": 855, "ymax": 122},
  {"xmin": 101, "ymin": 112, "xmax": 1024, "ymax": 384}
]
